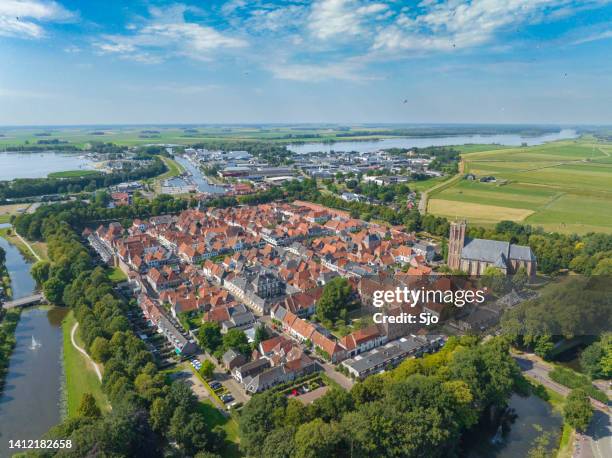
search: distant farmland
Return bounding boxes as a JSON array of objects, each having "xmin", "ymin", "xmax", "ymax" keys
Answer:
[{"xmin": 427, "ymin": 139, "xmax": 612, "ymax": 234}]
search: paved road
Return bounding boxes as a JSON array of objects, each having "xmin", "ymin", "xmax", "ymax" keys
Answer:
[
  {"xmin": 574, "ymin": 411, "xmax": 612, "ymax": 458},
  {"xmin": 319, "ymin": 360, "xmax": 354, "ymax": 390},
  {"xmin": 514, "ymin": 356, "xmax": 609, "ymax": 412},
  {"xmin": 514, "ymin": 354, "xmax": 611, "ymax": 458}
]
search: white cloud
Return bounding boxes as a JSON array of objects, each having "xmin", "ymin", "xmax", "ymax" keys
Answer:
[
  {"xmin": 309, "ymin": 0, "xmax": 388, "ymax": 40},
  {"xmin": 372, "ymin": 0, "xmax": 604, "ymax": 52},
  {"xmin": 571, "ymin": 29, "xmax": 612, "ymax": 45},
  {"xmin": 269, "ymin": 59, "xmax": 379, "ymax": 82},
  {"xmin": 0, "ymin": 0, "xmax": 73, "ymax": 38},
  {"xmin": 95, "ymin": 3, "xmax": 247, "ymax": 63}
]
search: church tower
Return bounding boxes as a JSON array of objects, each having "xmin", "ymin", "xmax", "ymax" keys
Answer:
[{"xmin": 447, "ymin": 220, "xmax": 466, "ymax": 270}]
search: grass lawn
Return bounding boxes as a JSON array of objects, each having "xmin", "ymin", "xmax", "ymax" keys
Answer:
[
  {"xmin": 0, "ymin": 227, "xmax": 48, "ymax": 261},
  {"xmin": 158, "ymin": 155, "xmax": 185, "ymax": 180},
  {"xmin": 47, "ymin": 170, "xmax": 101, "ymax": 178},
  {"xmin": 107, "ymin": 266, "xmax": 127, "ymax": 284},
  {"xmin": 427, "ymin": 138, "xmax": 612, "ymax": 234},
  {"xmin": 62, "ymin": 311, "xmax": 110, "ymax": 417},
  {"xmin": 0, "ymin": 203, "xmax": 29, "ymax": 224},
  {"xmin": 196, "ymin": 400, "xmax": 242, "ymax": 457}
]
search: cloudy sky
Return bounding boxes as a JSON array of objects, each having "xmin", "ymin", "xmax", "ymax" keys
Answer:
[{"xmin": 1, "ymin": 0, "xmax": 612, "ymax": 125}]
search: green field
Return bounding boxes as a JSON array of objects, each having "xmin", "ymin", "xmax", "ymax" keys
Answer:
[
  {"xmin": 47, "ymin": 170, "xmax": 101, "ymax": 178},
  {"xmin": 62, "ymin": 311, "xmax": 110, "ymax": 417},
  {"xmin": 0, "ymin": 126, "xmax": 414, "ymax": 147},
  {"xmin": 428, "ymin": 139, "xmax": 612, "ymax": 234}
]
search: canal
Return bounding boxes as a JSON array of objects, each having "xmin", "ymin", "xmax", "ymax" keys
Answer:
[
  {"xmin": 174, "ymin": 155, "xmax": 226, "ymax": 194},
  {"xmin": 0, "ymin": 232, "xmax": 67, "ymax": 457},
  {"xmin": 467, "ymin": 393, "xmax": 563, "ymax": 457}
]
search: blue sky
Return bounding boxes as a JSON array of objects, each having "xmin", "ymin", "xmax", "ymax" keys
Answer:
[{"xmin": 1, "ymin": 0, "xmax": 612, "ymax": 125}]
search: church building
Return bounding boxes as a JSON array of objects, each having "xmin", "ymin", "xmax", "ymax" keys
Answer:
[{"xmin": 447, "ymin": 221, "xmax": 536, "ymax": 276}]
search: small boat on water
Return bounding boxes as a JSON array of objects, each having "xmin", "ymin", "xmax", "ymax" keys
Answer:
[{"xmin": 29, "ymin": 335, "xmax": 41, "ymax": 350}]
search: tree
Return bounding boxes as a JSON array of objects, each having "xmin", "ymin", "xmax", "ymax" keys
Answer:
[
  {"xmin": 293, "ymin": 419, "xmax": 343, "ymax": 458},
  {"xmin": 43, "ymin": 276, "xmax": 66, "ymax": 304},
  {"xmin": 316, "ymin": 277, "xmax": 354, "ymax": 323},
  {"xmin": 198, "ymin": 322, "xmax": 222, "ymax": 353},
  {"xmin": 149, "ymin": 397, "xmax": 172, "ymax": 433},
  {"xmin": 199, "ymin": 360, "xmax": 215, "ymax": 380},
  {"xmin": 580, "ymin": 342, "xmax": 604, "ymax": 379},
  {"xmin": 90, "ymin": 336, "xmax": 112, "ymax": 363},
  {"xmin": 239, "ymin": 391, "xmax": 288, "ymax": 457},
  {"xmin": 76, "ymin": 393, "xmax": 101, "ymax": 419},
  {"xmin": 309, "ymin": 387, "xmax": 354, "ymax": 422},
  {"xmin": 253, "ymin": 325, "xmax": 269, "ymax": 349},
  {"xmin": 564, "ymin": 389, "xmax": 593, "ymax": 432},
  {"xmin": 223, "ymin": 328, "xmax": 250, "ymax": 357},
  {"xmin": 481, "ymin": 266, "xmax": 506, "ymax": 295},
  {"xmin": 511, "ymin": 266, "xmax": 528, "ymax": 291},
  {"xmin": 261, "ymin": 427, "xmax": 296, "ymax": 458},
  {"xmin": 31, "ymin": 260, "xmax": 50, "ymax": 285}
]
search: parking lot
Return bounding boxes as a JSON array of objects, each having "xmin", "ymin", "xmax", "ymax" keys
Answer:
[{"xmin": 193, "ymin": 354, "xmax": 250, "ymax": 405}]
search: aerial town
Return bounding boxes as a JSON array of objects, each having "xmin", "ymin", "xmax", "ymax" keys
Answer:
[
  {"xmin": 86, "ymin": 197, "xmax": 535, "ymax": 401},
  {"xmin": 1, "ymin": 1, "xmax": 611, "ymax": 456}
]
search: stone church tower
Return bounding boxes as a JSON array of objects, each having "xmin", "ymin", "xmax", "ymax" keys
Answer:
[{"xmin": 447, "ymin": 220, "xmax": 466, "ymax": 270}]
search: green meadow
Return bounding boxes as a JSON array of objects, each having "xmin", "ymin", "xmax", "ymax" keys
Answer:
[{"xmin": 428, "ymin": 139, "xmax": 612, "ymax": 234}]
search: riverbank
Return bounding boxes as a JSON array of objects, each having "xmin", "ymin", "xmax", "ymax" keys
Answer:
[
  {"xmin": 0, "ymin": 309, "xmax": 20, "ymax": 394},
  {"xmin": 62, "ymin": 310, "xmax": 110, "ymax": 417},
  {"xmin": 526, "ymin": 376, "xmax": 574, "ymax": 457},
  {"xmin": 0, "ymin": 226, "xmax": 47, "ymax": 262},
  {"xmin": 0, "ymin": 255, "xmax": 11, "ymax": 298}
]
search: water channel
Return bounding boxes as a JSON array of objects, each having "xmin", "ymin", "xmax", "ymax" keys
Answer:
[
  {"xmin": 0, "ymin": 232, "xmax": 67, "ymax": 457},
  {"xmin": 467, "ymin": 393, "xmax": 563, "ymax": 457},
  {"xmin": 173, "ymin": 155, "xmax": 226, "ymax": 194}
]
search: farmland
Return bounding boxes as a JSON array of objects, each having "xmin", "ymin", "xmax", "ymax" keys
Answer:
[{"xmin": 427, "ymin": 139, "xmax": 612, "ymax": 234}]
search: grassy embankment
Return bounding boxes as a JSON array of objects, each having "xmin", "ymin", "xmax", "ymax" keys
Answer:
[
  {"xmin": 427, "ymin": 138, "xmax": 612, "ymax": 234},
  {"xmin": 47, "ymin": 170, "xmax": 101, "ymax": 178},
  {"xmin": 526, "ymin": 378, "xmax": 574, "ymax": 458},
  {"xmin": 61, "ymin": 310, "xmax": 110, "ymax": 417},
  {"xmin": 0, "ymin": 309, "xmax": 21, "ymax": 395},
  {"xmin": 0, "ymin": 226, "xmax": 47, "ymax": 261},
  {"xmin": 150, "ymin": 155, "xmax": 186, "ymax": 193}
]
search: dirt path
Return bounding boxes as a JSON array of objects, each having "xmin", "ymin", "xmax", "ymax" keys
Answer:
[
  {"xmin": 15, "ymin": 230, "xmax": 41, "ymax": 261},
  {"xmin": 71, "ymin": 322, "xmax": 102, "ymax": 382}
]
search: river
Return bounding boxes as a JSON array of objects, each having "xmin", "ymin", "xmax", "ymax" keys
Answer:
[
  {"xmin": 288, "ymin": 129, "xmax": 578, "ymax": 154},
  {"xmin": 0, "ymin": 152, "xmax": 94, "ymax": 181},
  {"xmin": 0, "ymin": 233, "xmax": 68, "ymax": 457}
]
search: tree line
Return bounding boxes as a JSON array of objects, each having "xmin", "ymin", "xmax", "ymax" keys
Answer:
[
  {"xmin": 0, "ymin": 157, "xmax": 166, "ymax": 200},
  {"xmin": 24, "ymin": 218, "xmax": 226, "ymax": 457},
  {"xmin": 238, "ymin": 336, "xmax": 523, "ymax": 457}
]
